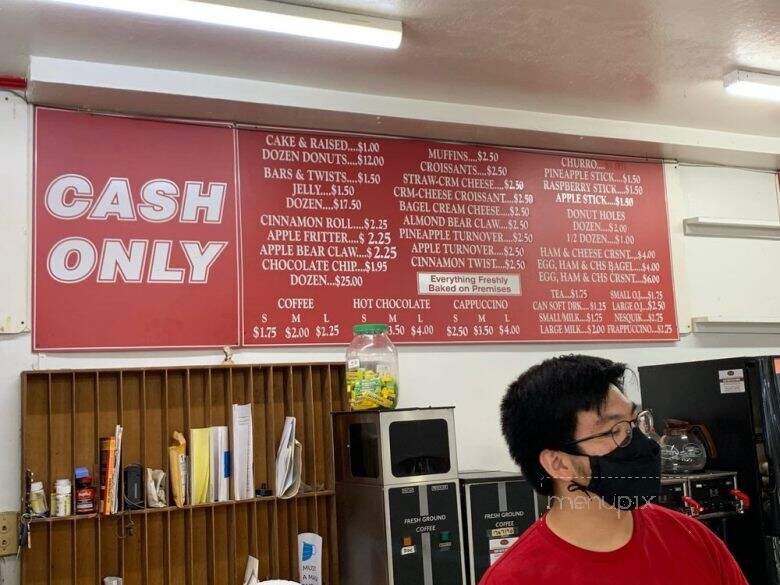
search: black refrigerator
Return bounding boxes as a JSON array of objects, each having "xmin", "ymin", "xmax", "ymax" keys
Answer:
[{"xmin": 640, "ymin": 356, "xmax": 780, "ymax": 584}]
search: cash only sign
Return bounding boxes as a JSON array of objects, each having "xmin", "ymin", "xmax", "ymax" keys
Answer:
[
  {"xmin": 33, "ymin": 108, "xmax": 677, "ymax": 350},
  {"xmin": 33, "ymin": 109, "xmax": 240, "ymax": 350}
]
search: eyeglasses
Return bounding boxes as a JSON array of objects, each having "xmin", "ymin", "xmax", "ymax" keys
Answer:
[{"xmin": 566, "ymin": 410, "xmax": 655, "ymax": 450}]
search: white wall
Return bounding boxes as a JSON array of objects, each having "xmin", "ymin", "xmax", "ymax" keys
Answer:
[
  {"xmin": 0, "ymin": 93, "xmax": 29, "ymax": 335},
  {"xmin": 681, "ymin": 166, "xmax": 780, "ymax": 318},
  {"xmin": 1, "ymin": 92, "xmax": 779, "ymax": 582}
]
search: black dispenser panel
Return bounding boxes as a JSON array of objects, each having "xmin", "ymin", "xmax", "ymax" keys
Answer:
[
  {"xmin": 389, "ymin": 482, "xmax": 463, "ymax": 585},
  {"xmin": 460, "ymin": 475, "xmax": 537, "ymax": 583}
]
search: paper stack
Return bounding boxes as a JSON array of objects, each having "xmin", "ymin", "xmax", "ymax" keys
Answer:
[
  {"xmin": 276, "ymin": 417, "xmax": 302, "ymax": 499},
  {"xmin": 232, "ymin": 404, "xmax": 254, "ymax": 500},
  {"xmin": 190, "ymin": 428, "xmax": 211, "ymax": 505},
  {"xmin": 242, "ymin": 555, "xmax": 259, "ymax": 585},
  {"xmin": 209, "ymin": 426, "xmax": 230, "ymax": 502},
  {"xmin": 112, "ymin": 425, "xmax": 122, "ymax": 513}
]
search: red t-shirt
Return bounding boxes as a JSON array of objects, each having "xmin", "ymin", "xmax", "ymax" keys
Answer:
[{"xmin": 479, "ymin": 504, "xmax": 747, "ymax": 585}]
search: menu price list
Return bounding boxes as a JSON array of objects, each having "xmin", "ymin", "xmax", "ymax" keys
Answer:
[{"xmin": 238, "ymin": 129, "xmax": 677, "ymax": 345}]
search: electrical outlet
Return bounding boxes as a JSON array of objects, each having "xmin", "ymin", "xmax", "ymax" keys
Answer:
[{"xmin": 0, "ymin": 512, "xmax": 19, "ymax": 556}]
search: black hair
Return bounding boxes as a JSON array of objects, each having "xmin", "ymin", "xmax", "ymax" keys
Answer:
[{"xmin": 500, "ymin": 355, "xmax": 627, "ymax": 495}]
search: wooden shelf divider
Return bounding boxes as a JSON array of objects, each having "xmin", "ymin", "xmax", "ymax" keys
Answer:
[{"xmin": 21, "ymin": 362, "xmax": 346, "ymax": 585}]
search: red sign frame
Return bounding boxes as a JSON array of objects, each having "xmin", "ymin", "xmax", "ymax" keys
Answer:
[
  {"xmin": 33, "ymin": 108, "xmax": 678, "ymax": 350},
  {"xmin": 33, "ymin": 108, "xmax": 241, "ymax": 350}
]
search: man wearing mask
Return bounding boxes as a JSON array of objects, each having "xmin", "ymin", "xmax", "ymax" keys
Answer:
[{"xmin": 480, "ymin": 355, "xmax": 747, "ymax": 584}]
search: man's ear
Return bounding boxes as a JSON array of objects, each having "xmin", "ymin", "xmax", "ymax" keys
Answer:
[{"xmin": 539, "ymin": 449, "xmax": 575, "ymax": 481}]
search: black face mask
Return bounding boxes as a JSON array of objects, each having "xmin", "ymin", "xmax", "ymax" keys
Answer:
[{"xmin": 569, "ymin": 430, "xmax": 662, "ymax": 511}]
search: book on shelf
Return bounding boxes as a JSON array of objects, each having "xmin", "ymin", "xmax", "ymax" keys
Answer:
[
  {"xmin": 99, "ymin": 425, "xmax": 123, "ymax": 514},
  {"xmin": 189, "ymin": 428, "xmax": 211, "ymax": 505},
  {"xmin": 99, "ymin": 436, "xmax": 115, "ymax": 515}
]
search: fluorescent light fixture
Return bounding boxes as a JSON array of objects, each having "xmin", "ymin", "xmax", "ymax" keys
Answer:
[
  {"xmin": 692, "ymin": 317, "xmax": 780, "ymax": 335},
  {"xmin": 724, "ymin": 69, "xmax": 780, "ymax": 101},
  {"xmin": 684, "ymin": 216, "xmax": 780, "ymax": 240},
  {"xmin": 46, "ymin": 0, "xmax": 403, "ymax": 49}
]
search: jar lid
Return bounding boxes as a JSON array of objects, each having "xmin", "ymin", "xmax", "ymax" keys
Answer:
[
  {"xmin": 31, "ymin": 481, "xmax": 43, "ymax": 491},
  {"xmin": 353, "ymin": 323, "xmax": 387, "ymax": 335}
]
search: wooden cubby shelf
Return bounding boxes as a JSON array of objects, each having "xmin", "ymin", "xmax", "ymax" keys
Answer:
[
  {"xmin": 30, "ymin": 490, "xmax": 338, "ymax": 524},
  {"xmin": 21, "ymin": 363, "xmax": 346, "ymax": 585}
]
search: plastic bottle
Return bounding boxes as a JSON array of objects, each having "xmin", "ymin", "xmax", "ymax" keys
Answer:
[
  {"xmin": 346, "ymin": 324, "xmax": 399, "ymax": 410},
  {"xmin": 30, "ymin": 481, "xmax": 48, "ymax": 517},
  {"xmin": 54, "ymin": 479, "xmax": 72, "ymax": 517},
  {"xmin": 75, "ymin": 468, "xmax": 97, "ymax": 515}
]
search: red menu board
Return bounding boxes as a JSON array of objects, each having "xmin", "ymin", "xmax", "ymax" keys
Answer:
[
  {"xmin": 34, "ymin": 109, "xmax": 678, "ymax": 350},
  {"xmin": 33, "ymin": 109, "xmax": 240, "ymax": 350},
  {"xmin": 238, "ymin": 128, "xmax": 677, "ymax": 345}
]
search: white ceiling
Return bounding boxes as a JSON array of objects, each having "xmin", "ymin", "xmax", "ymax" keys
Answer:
[{"xmin": 1, "ymin": 0, "xmax": 779, "ymax": 137}]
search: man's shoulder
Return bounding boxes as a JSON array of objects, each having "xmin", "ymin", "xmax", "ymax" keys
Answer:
[
  {"xmin": 479, "ymin": 519, "xmax": 551, "ymax": 584},
  {"xmin": 638, "ymin": 503, "xmax": 747, "ymax": 582},
  {"xmin": 638, "ymin": 503, "xmax": 713, "ymax": 538},
  {"xmin": 639, "ymin": 503, "xmax": 703, "ymax": 527}
]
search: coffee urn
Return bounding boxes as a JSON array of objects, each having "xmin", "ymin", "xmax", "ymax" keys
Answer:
[{"xmin": 333, "ymin": 407, "xmax": 465, "ymax": 585}]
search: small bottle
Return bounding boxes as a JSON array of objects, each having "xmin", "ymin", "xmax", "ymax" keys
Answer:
[
  {"xmin": 54, "ymin": 479, "xmax": 72, "ymax": 517},
  {"xmin": 29, "ymin": 481, "xmax": 48, "ymax": 517},
  {"xmin": 75, "ymin": 470, "xmax": 97, "ymax": 515}
]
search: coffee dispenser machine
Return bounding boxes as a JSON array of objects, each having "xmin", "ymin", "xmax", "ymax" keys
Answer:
[{"xmin": 333, "ymin": 407, "xmax": 465, "ymax": 585}]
